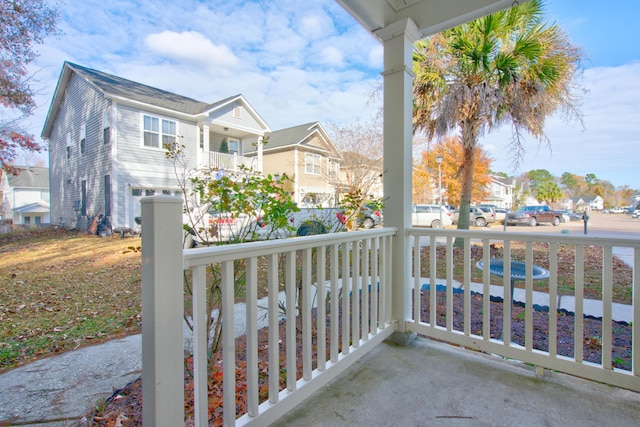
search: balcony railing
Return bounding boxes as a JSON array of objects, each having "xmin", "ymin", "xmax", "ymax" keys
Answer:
[
  {"xmin": 407, "ymin": 227, "xmax": 640, "ymax": 392},
  {"xmin": 141, "ymin": 197, "xmax": 639, "ymax": 426},
  {"xmin": 141, "ymin": 197, "xmax": 396, "ymax": 426},
  {"xmin": 207, "ymin": 151, "xmax": 257, "ymax": 172}
]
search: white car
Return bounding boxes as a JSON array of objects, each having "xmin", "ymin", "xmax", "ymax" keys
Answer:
[{"xmin": 411, "ymin": 204, "xmax": 453, "ymax": 228}]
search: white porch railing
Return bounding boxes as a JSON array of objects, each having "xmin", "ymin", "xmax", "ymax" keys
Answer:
[
  {"xmin": 407, "ymin": 227, "xmax": 640, "ymax": 392},
  {"xmin": 141, "ymin": 197, "xmax": 396, "ymax": 426},
  {"xmin": 141, "ymin": 198, "xmax": 640, "ymax": 426},
  {"xmin": 208, "ymin": 151, "xmax": 256, "ymax": 172}
]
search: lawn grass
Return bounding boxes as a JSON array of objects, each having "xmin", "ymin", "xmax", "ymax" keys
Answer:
[{"xmin": 0, "ymin": 228, "xmax": 142, "ymax": 371}]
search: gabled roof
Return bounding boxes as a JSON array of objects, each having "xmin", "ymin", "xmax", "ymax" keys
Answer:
[
  {"xmin": 42, "ymin": 62, "xmax": 270, "ymax": 138},
  {"xmin": 14, "ymin": 201, "xmax": 50, "ymax": 213},
  {"xmin": 253, "ymin": 122, "xmax": 341, "ymax": 158},
  {"xmin": 4, "ymin": 166, "xmax": 49, "ymax": 189}
]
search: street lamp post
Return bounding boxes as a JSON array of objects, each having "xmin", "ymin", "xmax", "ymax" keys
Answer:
[{"xmin": 436, "ymin": 154, "xmax": 443, "ymax": 228}]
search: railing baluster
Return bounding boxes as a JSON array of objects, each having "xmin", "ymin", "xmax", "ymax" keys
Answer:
[
  {"xmin": 463, "ymin": 237, "xmax": 471, "ymax": 335},
  {"xmin": 221, "ymin": 260, "xmax": 236, "ymax": 426},
  {"xmin": 362, "ymin": 238, "xmax": 370, "ymax": 340},
  {"xmin": 341, "ymin": 242, "xmax": 350, "ymax": 355},
  {"xmin": 503, "ymin": 241, "xmax": 512, "ymax": 346},
  {"xmin": 302, "ymin": 248, "xmax": 312, "ymax": 381},
  {"xmin": 330, "ymin": 244, "xmax": 339, "ymax": 362},
  {"xmin": 446, "ymin": 236, "xmax": 453, "ymax": 332},
  {"xmin": 525, "ymin": 242, "xmax": 534, "ymax": 351},
  {"xmin": 633, "ymin": 248, "xmax": 640, "ymax": 376},
  {"xmin": 285, "ymin": 251, "xmax": 297, "ymax": 392},
  {"xmin": 267, "ymin": 254, "xmax": 279, "ymax": 404},
  {"xmin": 414, "ymin": 234, "xmax": 421, "ymax": 323},
  {"xmin": 482, "ymin": 238, "xmax": 491, "ymax": 341},
  {"xmin": 246, "ymin": 256, "xmax": 258, "ymax": 417},
  {"xmin": 429, "ymin": 234, "xmax": 437, "ymax": 327},
  {"xmin": 549, "ymin": 243, "xmax": 558, "ymax": 358},
  {"xmin": 371, "ymin": 237, "xmax": 379, "ymax": 335},
  {"xmin": 352, "ymin": 240, "xmax": 360, "ymax": 347},
  {"xmin": 602, "ymin": 246, "xmax": 613, "ymax": 369},
  {"xmin": 317, "ymin": 246, "xmax": 327, "ymax": 371},
  {"xmin": 575, "ymin": 245, "xmax": 584, "ymax": 363},
  {"xmin": 192, "ymin": 265, "xmax": 208, "ymax": 427}
]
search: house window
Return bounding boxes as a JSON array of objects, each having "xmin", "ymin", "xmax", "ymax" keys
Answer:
[
  {"xmin": 103, "ymin": 110, "xmax": 111, "ymax": 144},
  {"xmin": 162, "ymin": 189, "xmax": 171, "ymax": 195},
  {"xmin": 66, "ymin": 146, "xmax": 71, "ymax": 159},
  {"xmin": 328, "ymin": 160, "xmax": 339, "ymax": 179},
  {"xmin": 24, "ymin": 216, "xmax": 31, "ymax": 224},
  {"xmin": 80, "ymin": 124, "xmax": 86, "ymax": 154},
  {"xmin": 66, "ymin": 132, "xmax": 71, "ymax": 158},
  {"xmin": 145, "ymin": 189, "xmax": 155, "ymax": 196},
  {"xmin": 305, "ymin": 153, "xmax": 322, "ymax": 175},
  {"xmin": 132, "ymin": 188, "xmax": 142, "ymax": 197},
  {"xmin": 143, "ymin": 115, "xmax": 177, "ymax": 148},
  {"xmin": 34, "ymin": 216, "xmax": 41, "ymax": 225}
]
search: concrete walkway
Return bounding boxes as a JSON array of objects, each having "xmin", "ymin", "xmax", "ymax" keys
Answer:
[{"xmin": 0, "ymin": 283, "xmax": 633, "ymax": 426}]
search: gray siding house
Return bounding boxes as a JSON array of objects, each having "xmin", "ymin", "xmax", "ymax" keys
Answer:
[
  {"xmin": 0, "ymin": 166, "xmax": 50, "ymax": 225},
  {"xmin": 42, "ymin": 62, "xmax": 269, "ymax": 230}
]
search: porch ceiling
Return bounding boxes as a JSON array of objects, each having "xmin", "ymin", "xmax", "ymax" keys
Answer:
[{"xmin": 337, "ymin": 0, "xmax": 522, "ymax": 41}]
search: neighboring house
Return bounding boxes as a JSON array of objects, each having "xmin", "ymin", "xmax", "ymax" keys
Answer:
[
  {"xmin": 338, "ymin": 151, "xmax": 384, "ymax": 202},
  {"xmin": 482, "ymin": 175, "xmax": 516, "ymax": 209},
  {"xmin": 42, "ymin": 62, "xmax": 269, "ymax": 229},
  {"xmin": 0, "ymin": 166, "xmax": 50, "ymax": 225},
  {"xmin": 246, "ymin": 122, "xmax": 342, "ymax": 208},
  {"xmin": 564, "ymin": 196, "xmax": 604, "ymax": 212}
]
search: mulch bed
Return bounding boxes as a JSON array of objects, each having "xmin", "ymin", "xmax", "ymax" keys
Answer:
[{"xmin": 91, "ymin": 291, "xmax": 631, "ymax": 425}]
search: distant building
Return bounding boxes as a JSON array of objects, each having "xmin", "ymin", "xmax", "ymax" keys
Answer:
[
  {"xmin": 564, "ymin": 196, "xmax": 604, "ymax": 212},
  {"xmin": 482, "ymin": 175, "xmax": 516, "ymax": 209},
  {"xmin": 0, "ymin": 166, "xmax": 50, "ymax": 224}
]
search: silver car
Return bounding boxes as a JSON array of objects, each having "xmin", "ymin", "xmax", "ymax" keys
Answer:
[{"xmin": 412, "ymin": 204, "xmax": 453, "ymax": 228}]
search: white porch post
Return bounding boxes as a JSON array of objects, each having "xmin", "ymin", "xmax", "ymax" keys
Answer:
[
  {"xmin": 377, "ymin": 18, "xmax": 420, "ymax": 338},
  {"xmin": 141, "ymin": 196, "xmax": 184, "ymax": 426},
  {"xmin": 203, "ymin": 123, "xmax": 210, "ymax": 167},
  {"xmin": 196, "ymin": 124, "xmax": 203, "ymax": 168},
  {"xmin": 257, "ymin": 135, "xmax": 264, "ymax": 173}
]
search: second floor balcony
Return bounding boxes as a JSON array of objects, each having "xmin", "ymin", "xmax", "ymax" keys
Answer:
[{"xmin": 206, "ymin": 151, "xmax": 258, "ymax": 173}]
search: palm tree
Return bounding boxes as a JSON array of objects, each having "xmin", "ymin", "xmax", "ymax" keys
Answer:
[{"xmin": 413, "ymin": 0, "xmax": 584, "ymax": 229}]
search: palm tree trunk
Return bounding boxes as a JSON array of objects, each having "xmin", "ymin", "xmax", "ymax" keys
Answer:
[{"xmin": 457, "ymin": 121, "xmax": 477, "ymax": 231}]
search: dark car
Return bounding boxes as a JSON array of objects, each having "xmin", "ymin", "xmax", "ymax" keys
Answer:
[{"xmin": 358, "ymin": 204, "xmax": 383, "ymax": 229}]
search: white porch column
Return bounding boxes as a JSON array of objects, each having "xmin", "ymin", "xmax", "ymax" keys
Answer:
[
  {"xmin": 257, "ymin": 135, "xmax": 264, "ymax": 173},
  {"xmin": 377, "ymin": 18, "xmax": 420, "ymax": 338},
  {"xmin": 202, "ymin": 123, "xmax": 210, "ymax": 167},
  {"xmin": 141, "ymin": 196, "xmax": 184, "ymax": 426},
  {"xmin": 196, "ymin": 124, "xmax": 203, "ymax": 168}
]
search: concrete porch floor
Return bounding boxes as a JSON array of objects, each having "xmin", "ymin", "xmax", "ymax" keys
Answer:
[{"xmin": 277, "ymin": 336, "xmax": 640, "ymax": 427}]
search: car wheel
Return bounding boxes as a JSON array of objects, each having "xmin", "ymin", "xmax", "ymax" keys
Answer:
[
  {"xmin": 431, "ymin": 219, "xmax": 441, "ymax": 229},
  {"xmin": 362, "ymin": 217, "xmax": 375, "ymax": 229},
  {"xmin": 475, "ymin": 217, "xmax": 487, "ymax": 227},
  {"xmin": 528, "ymin": 217, "xmax": 538, "ymax": 227},
  {"xmin": 552, "ymin": 216, "xmax": 561, "ymax": 226}
]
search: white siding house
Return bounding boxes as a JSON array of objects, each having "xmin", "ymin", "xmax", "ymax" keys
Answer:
[
  {"xmin": 0, "ymin": 166, "xmax": 50, "ymax": 225},
  {"xmin": 42, "ymin": 62, "xmax": 269, "ymax": 230}
]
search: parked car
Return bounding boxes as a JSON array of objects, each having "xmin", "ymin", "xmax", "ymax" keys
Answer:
[
  {"xmin": 632, "ymin": 210, "xmax": 640, "ymax": 219},
  {"xmin": 507, "ymin": 205, "xmax": 563, "ymax": 226},
  {"xmin": 452, "ymin": 206, "xmax": 495, "ymax": 227},
  {"xmin": 494, "ymin": 208, "xmax": 507, "ymax": 223},
  {"xmin": 358, "ymin": 203, "xmax": 383, "ymax": 229},
  {"xmin": 557, "ymin": 210, "xmax": 582, "ymax": 222},
  {"xmin": 411, "ymin": 204, "xmax": 452, "ymax": 228}
]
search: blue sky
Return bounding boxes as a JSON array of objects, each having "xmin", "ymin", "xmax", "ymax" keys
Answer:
[{"xmin": 23, "ymin": 0, "xmax": 640, "ymax": 189}]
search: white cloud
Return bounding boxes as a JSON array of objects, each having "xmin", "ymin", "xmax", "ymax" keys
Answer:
[
  {"xmin": 144, "ymin": 31, "xmax": 240, "ymax": 71},
  {"xmin": 320, "ymin": 46, "xmax": 344, "ymax": 67}
]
